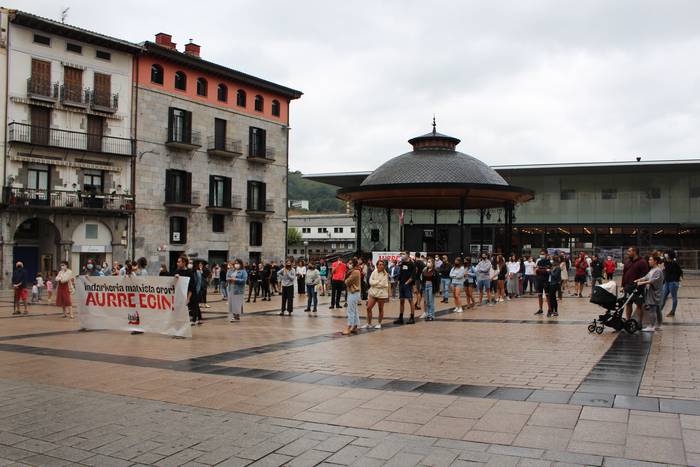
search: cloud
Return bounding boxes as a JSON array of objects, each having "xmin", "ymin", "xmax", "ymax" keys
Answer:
[{"xmin": 14, "ymin": 0, "xmax": 700, "ymax": 172}]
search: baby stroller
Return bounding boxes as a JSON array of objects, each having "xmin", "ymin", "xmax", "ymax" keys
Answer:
[{"xmin": 588, "ymin": 282, "xmax": 641, "ymax": 334}]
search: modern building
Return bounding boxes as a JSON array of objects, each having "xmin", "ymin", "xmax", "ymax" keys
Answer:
[
  {"xmin": 307, "ymin": 133, "xmax": 700, "ymax": 266},
  {"xmin": 0, "ymin": 10, "xmax": 140, "ymax": 283},
  {"xmin": 287, "ymin": 213, "xmax": 355, "ymax": 258},
  {"xmin": 133, "ymin": 34, "xmax": 302, "ymax": 272}
]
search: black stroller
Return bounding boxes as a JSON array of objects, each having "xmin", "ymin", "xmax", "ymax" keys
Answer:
[{"xmin": 588, "ymin": 284, "xmax": 642, "ymax": 334}]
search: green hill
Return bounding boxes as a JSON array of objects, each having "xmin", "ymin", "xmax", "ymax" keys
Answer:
[{"xmin": 288, "ymin": 171, "xmax": 344, "ymax": 213}]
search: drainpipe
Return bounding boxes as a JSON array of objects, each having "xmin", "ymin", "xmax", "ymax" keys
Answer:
[
  {"xmin": 1, "ymin": 16, "xmax": 11, "ymax": 285},
  {"xmin": 130, "ymin": 52, "xmax": 139, "ymax": 261},
  {"xmin": 284, "ymin": 98, "xmax": 290, "ymax": 261}
]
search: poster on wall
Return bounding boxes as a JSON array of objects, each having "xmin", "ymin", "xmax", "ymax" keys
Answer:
[
  {"xmin": 547, "ymin": 247, "xmax": 571, "ymax": 256},
  {"xmin": 469, "ymin": 244, "xmax": 493, "ymax": 256},
  {"xmin": 75, "ymin": 276, "xmax": 192, "ymax": 338},
  {"xmin": 371, "ymin": 251, "xmax": 427, "ymax": 265}
]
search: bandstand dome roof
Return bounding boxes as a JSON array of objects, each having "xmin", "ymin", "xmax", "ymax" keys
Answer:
[{"xmin": 337, "ymin": 122, "xmax": 534, "ymax": 210}]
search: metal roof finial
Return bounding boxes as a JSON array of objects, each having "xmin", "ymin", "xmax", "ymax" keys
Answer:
[{"xmin": 432, "ymin": 115, "xmax": 436, "ymax": 134}]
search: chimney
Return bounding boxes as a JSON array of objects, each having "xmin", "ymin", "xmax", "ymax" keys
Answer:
[
  {"xmin": 184, "ymin": 41, "xmax": 200, "ymax": 57},
  {"xmin": 155, "ymin": 32, "xmax": 176, "ymax": 50}
]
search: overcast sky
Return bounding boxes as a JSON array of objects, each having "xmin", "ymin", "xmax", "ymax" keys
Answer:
[{"xmin": 13, "ymin": 0, "xmax": 700, "ymax": 173}]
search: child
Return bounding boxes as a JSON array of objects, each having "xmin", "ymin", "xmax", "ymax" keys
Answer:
[
  {"xmin": 31, "ymin": 281, "xmax": 39, "ymax": 303},
  {"xmin": 35, "ymin": 273, "xmax": 44, "ymax": 301},
  {"xmin": 46, "ymin": 274, "xmax": 54, "ymax": 302}
]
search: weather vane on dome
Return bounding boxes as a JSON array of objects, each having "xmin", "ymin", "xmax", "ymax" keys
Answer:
[{"xmin": 432, "ymin": 115, "xmax": 436, "ymax": 134}]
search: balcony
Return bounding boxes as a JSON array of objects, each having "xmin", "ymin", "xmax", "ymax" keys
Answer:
[
  {"xmin": 165, "ymin": 129, "xmax": 202, "ymax": 151},
  {"xmin": 59, "ymin": 85, "xmax": 89, "ymax": 108},
  {"xmin": 164, "ymin": 190, "xmax": 200, "ymax": 209},
  {"xmin": 246, "ymin": 199, "xmax": 275, "ymax": 216},
  {"xmin": 8, "ymin": 122, "xmax": 134, "ymax": 156},
  {"xmin": 89, "ymin": 90, "xmax": 118, "ymax": 113},
  {"xmin": 3, "ymin": 187, "xmax": 134, "ymax": 213},
  {"xmin": 247, "ymin": 147, "xmax": 276, "ymax": 164},
  {"xmin": 207, "ymin": 136, "xmax": 242, "ymax": 158},
  {"xmin": 27, "ymin": 77, "xmax": 58, "ymax": 102},
  {"xmin": 206, "ymin": 195, "xmax": 242, "ymax": 213}
]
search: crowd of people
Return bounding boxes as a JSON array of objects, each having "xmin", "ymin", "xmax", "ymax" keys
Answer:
[{"xmin": 10, "ymin": 247, "xmax": 686, "ymax": 334}]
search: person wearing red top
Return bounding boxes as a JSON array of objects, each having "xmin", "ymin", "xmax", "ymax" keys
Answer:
[
  {"xmin": 622, "ymin": 246, "xmax": 650, "ymax": 321},
  {"xmin": 573, "ymin": 252, "xmax": 588, "ymax": 298},
  {"xmin": 330, "ymin": 258, "xmax": 348, "ymax": 309},
  {"xmin": 603, "ymin": 256, "xmax": 616, "ymax": 280}
]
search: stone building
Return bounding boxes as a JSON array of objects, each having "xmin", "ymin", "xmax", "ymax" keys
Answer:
[
  {"xmin": 0, "ymin": 10, "xmax": 140, "ymax": 283},
  {"xmin": 133, "ymin": 34, "xmax": 302, "ymax": 272}
]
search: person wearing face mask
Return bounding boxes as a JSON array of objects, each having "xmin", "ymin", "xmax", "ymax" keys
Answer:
[
  {"xmin": 304, "ymin": 262, "xmax": 320, "ymax": 313},
  {"xmin": 330, "ymin": 256, "xmax": 347, "ymax": 309},
  {"xmin": 342, "ymin": 259, "xmax": 361, "ymax": 334},
  {"xmin": 660, "ymin": 250, "xmax": 682, "ymax": 317},
  {"xmin": 475, "ymin": 253, "xmax": 493, "ymax": 306},
  {"xmin": 573, "ymin": 252, "xmax": 588, "ymax": 298},
  {"xmin": 226, "ymin": 259, "xmax": 248, "ymax": 321},
  {"xmin": 55, "ymin": 261, "xmax": 74, "ymax": 318},
  {"xmin": 394, "ymin": 252, "xmax": 416, "ymax": 325},
  {"xmin": 534, "ymin": 250, "xmax": 552, "ymax": 315},
  {"xmin": 12, "ymin": 261, "xmax": 29, "ymax": 315},
  {"xmin": 173, "ymin": 255, "xmax": 199, "ymax": 325},
  {"xmin": 278, "ymin": 260, "xmax": 297, "ymax": 315},
  {"xmin": 604, "ymin": 255, "xmax": 617, "ymax": 281}
]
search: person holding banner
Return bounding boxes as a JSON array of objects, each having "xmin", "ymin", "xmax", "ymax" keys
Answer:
[
  {"xmin": 174, "ymin": 255, "xmax": 200, "ymax": 325},
  {"xmin": 227, "ymin": 259, "xmax": 248, "ymax": 321},
  {"xmin": 55, "ymin": 261, "xmax": 74, "ymax": 318}
]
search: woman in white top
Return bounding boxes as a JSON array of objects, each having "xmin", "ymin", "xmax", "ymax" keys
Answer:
[
  {"xmin": 364, "ymin": 260, "xmax": 389, "ymax": 329},
  {"xmin": 559, "ymin": 257, "xmax": 569, "ymax": 296},
  {"xmin": 296, "ymin": 260, "xmax": 307, "ymax": 296},
  {"xmin": 506, "ymin": 255, "xmax": 520, "ymax": 299},
  {"xmin": 450, "ymin": 257, "xmax": 466, "ymax": 312}
]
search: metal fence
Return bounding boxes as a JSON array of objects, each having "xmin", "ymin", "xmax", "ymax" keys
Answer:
[
  {"xmin": 4, "ymin": 187, "xmax": 134, "ymax": 211},
  {"xmin": 8, "ymin": 122, "xmax": 134, "ymax": 156}
]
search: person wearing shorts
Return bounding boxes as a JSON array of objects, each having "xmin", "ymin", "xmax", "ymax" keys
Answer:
[
  {"xmin": 12, "ymin": 262, "xmax": 28, "ymax": 315},
  {"xmin": 394, "ymin": 252, "xmax": 416, "ymax": 325},
  {"xmin": 533, "ymin": 250, "xmax": 552, "ymax": 315},
  {"xmin": 475, "ymin": 253, "xmax": 492, "ymax": 306},
  {"xmin": 449, "ymin": 257, "xmax": 466, "ymax": 312}
]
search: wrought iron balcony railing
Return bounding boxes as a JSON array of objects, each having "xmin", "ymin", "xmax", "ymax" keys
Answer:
[
  {"xmin": 206, "ymin": 136, "xmax": 242, "ymax": 156},
  {"xmin": 3, "ymin": 187, "xmax": 134, "ymax": 211},
  {"xmin": 89, "ymin": 90, "xmax": 118, "ymax": 113},
  {"xmin": 26, "ymin": 77, "xmax": 59, "ymax": 101},
  {"xmin": 60, "ymin": 85, "xmax": 89, "ymax": 107},
  {"xmin": 166, "ymin": 129, "xmax": 202, "ymax": 149},
  {"xmin": 8, "ymin": 122, "xmax": 134, "ymax": 156}
]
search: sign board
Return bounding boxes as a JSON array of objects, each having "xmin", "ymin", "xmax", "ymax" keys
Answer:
[
  {"xmin": 371, "ymin": 251, "xmax": 427, "ymax": 265},
  {"xmin": 547, "ymin": 247, "xmax": 570, "ymax": 256},
  {"xmin": 75, "ymin": 276, "xmax": 192, "ymax": 337},
  {"xmin": 469, "ymin": 244, "xmax": 493, "ymax": 256}
]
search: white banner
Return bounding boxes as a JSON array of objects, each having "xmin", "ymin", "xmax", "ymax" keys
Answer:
[
  {"xmin": 371, "ymin": 251, "xmax": 427, "ymax": 265},
  {"xmin": 76, "ymin": 276, "xmax": 192, "ymax": 338}
]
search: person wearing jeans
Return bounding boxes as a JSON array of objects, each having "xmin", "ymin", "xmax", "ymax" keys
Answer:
[
  {"xmin": 661, "ymin": 250, "xmax": 683, "ymax": 317},
  {"xmin": 304, "ymin": 263, "xmax": 320, "ymax": 313},
  {"xmin": 330, "ymin": 257, "xmax": 348, "ymax": 309},
  {"xmin": 421, "ymin": 259, "xmax": 439, "ymax": 320},
  {"xmin": 342, "ymin": 260, "xmax": 361, "ymax": 335},
  {"xmin": 439, "ymin": 255, "xmax": 451, "ymax": 303},
  {"xmin": 277, "ymin": 261, "xmax": 296, "ymax": 316}
]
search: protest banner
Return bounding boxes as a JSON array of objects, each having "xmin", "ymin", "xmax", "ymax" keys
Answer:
[
  {"xmin": 75, "ymin": 275, "xmax": 192, "ymax": 338},
  {"xmin": 371, "ymin": 251, "xmax": 427, "ymax": 265}
]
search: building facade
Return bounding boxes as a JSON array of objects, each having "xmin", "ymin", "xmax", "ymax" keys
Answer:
[
  {"xmin": 133, "ymin": 34, "xmax": 302, "ymax": 272},
  {"xmin": 307, "ymin": 159, "xmax": 700, "ymax": 265},
  {"xmin": 287, "ymin": 213, "xmax": 355, "ymax": 258},
  {"xmin": 0, "ymin": 10, "xmax": 139, "ymax": 283}
]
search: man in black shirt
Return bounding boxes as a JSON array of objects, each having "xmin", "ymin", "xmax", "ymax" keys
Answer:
[
  {"xmin": 661, "ymin": 250, "xmax": 683, "ymax": 317},
  {"xmin": 413, "ymin": 254, "xmax": 425, "ymax": 311},
  {"xmin": 533, "ymin": 250, "xmax": 552, "ymax": 316},
  {"xmin": 394, "ymin": 252, "xmax": 416, "ymax": 325},
  {"xmin": 173, "ymin": 255, "xmax": 199, "ymax": 325},
  {"xmin": 12, "ymin": 262, "xmax": 28, "ymax": 315}
]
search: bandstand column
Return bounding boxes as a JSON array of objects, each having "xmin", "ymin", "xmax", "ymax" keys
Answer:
[
  {"xmin": 355, "ymin": 201, "xmax": 363, "ymax": 257},
  {"xmin": 479, "ymin": 208, "xmax": 485, "ymax": 254},
  {"xmin": 386, "ymin": 208, "xmax": 391, "ymax": 251},
  {"xmin": 459, "ymin": 197, "xmax": 465, "ymax": 257}
]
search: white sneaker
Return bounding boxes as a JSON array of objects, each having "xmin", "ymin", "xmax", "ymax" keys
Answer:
[
  {"xmin": 454, "ymin": 307, "xmax": 464, "ymax": 313},
  {"xmin": 419, "ymin": 313, "xmax": 426, "ymax": 319},
  {"xmin": 359, "ymin": 323, "xmax": 369, "ymax": 330},
  {"xmin": 374, "ymin": 323, "xmax": 382, "ymax": 329},
  {"xmin": 229, "ymin": 318, "xmax": 235, "ymax": 323},
  {"xmin": 642, "ymin": 326, "xmax": 656, "ymax": 332}
]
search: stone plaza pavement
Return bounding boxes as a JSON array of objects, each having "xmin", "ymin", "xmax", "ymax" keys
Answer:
[{"xmin": 0, "ymin": 277, "xmax": 700, "ymax": 466}]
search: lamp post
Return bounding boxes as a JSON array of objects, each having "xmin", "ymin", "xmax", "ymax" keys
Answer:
[{"xmin": 303, "ymin": 240, "xmax": 309, "ymax": 261}]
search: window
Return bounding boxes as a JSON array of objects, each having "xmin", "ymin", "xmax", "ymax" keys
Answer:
[
  {"xmin": 93, "ymin": 73, "xmax": 111, "ymax": 107},
  {"xmin": 254, "ymin": 95, "xmax": 264, "ymax": 112},
  {"xmin": 66, "ymin": 43, "xmax": 82, "ymax": 54},
  {"xmin": 151, "ymin": 64, "xmax": 164, "ymax": 84},
  {"xmin": 212, "ymin": 214, "xmax": 225, "ymax": 233},
  {"xmin": 30, "ymin": 59, "xmax": 52, "ymax": 97},
  {"xmin": 96, "ymin": 50, "xmax": 111, "ymax": 61},
  {"xmin": 350, "ymin": 227, "xmax": 356, "ymax": 233},
  {"xmin": 170, "ymin": 217, "xmax": 187, "ymax": 244},
  {"xmin": 334, "ymin": 227, "xmax": 343, "ymax": 233},
  {"xmin": 85, "ymin": 224, "xmax": 98, "ymax": 239},
  {"xmin": 196, "ymin": 77, "xmax": 207, "ymax": 96},
  {"xmin": 247, "ymin": 181, "xmax": 266, "ymax": 211},
  {"xmin": 214, "ymin": 118, "xmax": 226, "ymax": 150},
  {"xmin": 174, "ymin": 71, "xmax": 187, "ymax": 90},
  {"xmin": 317, "ymin": 227, "xmax": 328, "ymax": 233},
  {"xmin": 165, "ymin": 169, "xmax": 192, "ymax": 204},
  {"xmin": 83, "ymin": 170, "xmax": 103, "ymax": 193},
  {"xmin": 691, "ymin": 187, "xmax": 700, "ymax": 198},
  {"xmin": 271, "ymin": 99, "xmax": 280, "ymax": 117},
  {"xmin": 302, "ymin": 227, "xmax": 311, "ymax": 233},
  {"xmin": 87, "ymin": 115, "xmax": 104, "ymax": 152},
  {"xmin": 249, "ymin": 127, "xmax": 266, "ymax": 157},
  {"xmin": 293, "ymin": 249, "xmax": 297, "ymax": 254},
  {"xmin": 647, "ymin": 187, "xmax": 661, "ymax": 199},
  {"xmin": 167, "ymin": 107, "xmax": 192, "ymax": 143},
  {"xmin": 250, "ymin": 222, "xmax": 263, "ymax": 246},
  {"xmin": 331, "ymin": 243, "xmax": 337, "ymax": 249},
  {"xmin": 601, "ymin": 189, "xmax": 617, "ymax": 200},
  {"xmin": 236, "ymin": 89, "xmax": 246, "ymax": 107},
  {"xmin": 63, "ymin": 66, "xmax": 83, "ymax": 102},
  {"xmin": 27, "ymin": 165, "xmax": 49, "ymax": 190},
  {"xmin": 560, "ymin": 189, "xmax": 576, "ymax": 201},
  {"xmin": 33, "ymin": 34, "xmax": 50, "ymax": 46},
  {"xmin": 209, "ymin": 175, "xmax": 231, "ymax": 208},
  {"xmin": 217, "ymin": 83, "xmax": 227, "ymax": 102},
  {"xmin": 371, "ymin": 229, "xmax": 380, "ymax": 242}
]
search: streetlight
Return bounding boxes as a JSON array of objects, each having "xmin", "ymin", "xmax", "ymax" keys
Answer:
[{"xmin": 303, "ymin": 240, "xmax": 309, "ymax": 260}]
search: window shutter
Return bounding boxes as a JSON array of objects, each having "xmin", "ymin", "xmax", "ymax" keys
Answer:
[
  {"xmin": 167, "ymin": 108, "xmax": 174, "ymax": 142},
  {"xmin": 182, "ymin": 218, "xmax": 188, "ymax": 243},
  {"xmin": 224, "ymin": 177, "xmax": 232, "ymax": 207},
  {"xmin": 165, "ymin": 169, "xmax": 173, "ymax": 201},
  {"xmin": 169, "ymin": 217, "xmax": 175, "ymax": 242},
  {"xmin": 209, "ymin": 175, "xmax": 215, "ymax": 207},
  {"xmin": 184, "ymin": 172, "xmax": 192, "ymax": 204},
  {"xmin": 260, "ymin": 183, "xmax": 267, "ymax": 211},
  {"xmin": 246, "ymin": 181, "xmax": 253, "ymax": 210},
  {"xmin": 184, "ymin": 111, "xmax": 192, "ymax": 144},
  {"xmin": 260, "ymin": 129, "xmax": 267, "ymax": 156},
  {"xmin": 248, "ymin": 127, "xmax": 254, "ymax": 156}
]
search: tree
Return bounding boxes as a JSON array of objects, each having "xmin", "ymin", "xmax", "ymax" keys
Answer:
[{"xmin": 287, "ymin": 227, "xmax": 302, "ymax": 245}]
